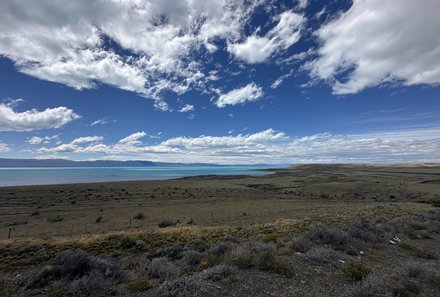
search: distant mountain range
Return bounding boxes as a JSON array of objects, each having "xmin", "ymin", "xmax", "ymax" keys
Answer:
[{"xmin": 0, "ymin": 158, "xmax": 221, "ymax": 168}]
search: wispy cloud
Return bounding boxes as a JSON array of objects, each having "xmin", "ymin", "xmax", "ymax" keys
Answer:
[
  {"xmin": 90, "ymin": 117, "xmax": 116, "ymax": 126},
  {"xmin": 271, "ymin": 70, "xmax": 294, "ymax": 89},
  {"xmin": 178, "ymin": 104, "xmax": 195, "ymax": 113}
]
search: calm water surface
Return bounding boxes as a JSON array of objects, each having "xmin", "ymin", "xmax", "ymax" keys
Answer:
[{"xmin": 0, "ymin": 166, "xmax": 275, "ymax": 186}]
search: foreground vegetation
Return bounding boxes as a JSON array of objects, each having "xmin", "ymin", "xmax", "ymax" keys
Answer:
[
  {"xmin": 1, "ymin": 164, "xmax": 439, "ymax": 296},
  {"xmin": 1, "ymin": 210, "xmax": 439, "ymax": 296}
]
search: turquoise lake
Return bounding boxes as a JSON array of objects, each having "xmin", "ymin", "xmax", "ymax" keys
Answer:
[{"xmin": 0, "ymin": 166, "xmax": 276, "ymax": 187}]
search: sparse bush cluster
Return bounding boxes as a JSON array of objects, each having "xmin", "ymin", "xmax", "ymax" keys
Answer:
[
  {"xmin": 2, "ymin": 210, "xmax": 440, "ymax": 297},
  {"xmin": 11, "ymin": 249, "xmax": 124, "ymax": 296}
]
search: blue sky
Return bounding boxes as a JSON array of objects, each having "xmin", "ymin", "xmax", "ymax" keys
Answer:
[{"xmin": 0, "ymin": 0, "xmax": 439, "ymax": 164}]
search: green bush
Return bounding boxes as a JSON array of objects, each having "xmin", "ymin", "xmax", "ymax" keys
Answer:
[
  {"xmin": 126, "ymin": 278, "xmax": 152, "ymax": 292},
  {"xmin": 262, "ymin": 233, "xmax": 278, "ymax": 243},
  {"xmin": 120, "ymin": 237, "xmax": 136, "ymax": 248},
  {"xmin": 342, "ymin": 261, "xmax": 371, "ymax": 281},
  {"xmin": 399, "ymin": 241, "xmax": 437, "ymax": 259}
]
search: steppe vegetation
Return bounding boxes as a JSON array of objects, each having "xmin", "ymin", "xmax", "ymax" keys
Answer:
[{"xmin": 1, "ymin": 164, "xmax": 439, "ymax": 296}]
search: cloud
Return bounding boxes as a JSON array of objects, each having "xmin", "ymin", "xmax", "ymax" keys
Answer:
[
  {"xmin": 71, "ymin": 136, "xmax": 103, "ymax": 145},
  {"xmin": 178, "ymin": 104, "xmax": 195, "ymax": 113},
  {"xmin": 271, "ymin": 70, "xmax": 294, "ymax": 89},
  {"xmin": 228, "ymin": 11, "xmax": 304, "ymax": 63},
  {"xmin": 27, "ymin": 136, "xmax": 43, "ymax": 145},
  {"xmin": 216, "ymin": 83, "xmax": 264, "ymax": 107},
  {"xmin": 296, "ymin": 0, "xmax": 309, "ymax": 10},
  {"xmin": 26, "ymin": 134, "xmax": 60, "ymax": 145},
  {"xmin": 90, "ymin": 118, "xmax": 111, "ymax": 126},
  {"xmin": 34, "ymin": 127, "xmax": 440, "ymax": 164},
  {"xmin": 308, "ymin": 0, "xmax": 440, "ymax": 94},
  {"xmin": 0, "ymin": 142, "xmax": 11, "ymax": 153},
  {"xmin": 161, "ymin": 129, "xmax": 286, "ymax": 148},
  {"xmin": 0, "ymin": 103, "xmax": 80, "ymax": 132},
  {"xmin": 37, "ymin": 129, "xmax": 287, "ymax": 160},
  {"xmin": 117, "ymin": 132, "xmax": 146, "ymax": 146},
  {"xmin": 0, "ymin": 0, "xmax": 271, "ymax": 107}
]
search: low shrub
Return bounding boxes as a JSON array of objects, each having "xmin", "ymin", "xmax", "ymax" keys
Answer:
[
  {"xmin": 133, "ymin": 213, "xmax": 145, "ymax": 220},
  {"xmin": 304, "ymin": 247, "xmax": 346, "ymax": 267},
  {"xmin": 226, "ymin": 241, "xmax": 292, "ymax": 275},
  {"xmin": 47, "ymin": 280, "xmax": 72, "ymax": 297},
  {"xmin": 191, "ymin": 238, "xmax": 207, "ymax": 252},
  {"xmin": 347, "ymin": 219, "xmax": 386, "ymax": 243},
  {"xmin": 261, "ymin": 233, "xmax": 278, "ymax": 243},
  {"xmin": 157, "ymin": 277, "xmax": 207, "ymax": 297},
  {"xmin": 70, "ymin": 270, "xmax": 119, "ymax": 297},
  {"xmin": 145, "ymin": 257, "xmax": 179, "ymax": 279},
  {"xmin": 158, "ymin": 243, "xmax": 186, "ymax": 260},
  {"xmin": 287, "ymin": 235, "xmax": 313, "ymax": 253},
  {"xmin": 342, "ymin": 261, "xmax": 371, "ymax": 281},
  {"xmin": 119, "ymin": 254, "xmax": 146, "ymax": 271},
  {"xmin": 202, "ymin": 264, "xmax": 236, "ymax": 281},
  {"xmin": 95, "ymin": 216, "xmax": 103, "ymax": 223},
  {"xmin": 158, "ymin": 219, "xmax": 177, "ymax": 228},
  {"xmin": 399, "ymin": 241, "xmax": 437, "ymax": 259},
  {"xmin": 201, "ymin": 241, "xmax": 235, "ymax": 267},
  {"xmin": 0, "ymin": 278, "xmax": 22, "ymax": 297},
  {"xmin": 126, "ymin": 277, "xmax": 152, "ymax": 292},
  {"xmin": 305, "ymin": 224, "xmax": 352, "ymax": 250},
  {"xmin": 120, "ymin": 237, "xmax": 136, "ymax": 249},
  {"xmin": 21, "ymin": 249, "xmax": 123, "ymax": 289},
  {"xmin": 226, "ymin": 245, "xmax": 253, "ymax": 269},
  {"xmin": 134, "ymin": 240, "xmax": 147, "ymax": 250},
  {"xmin": 17, "ymin": 244, "xmax": 44, "ymax": 254},
  {"xmin": 391, "ymin": 277, "xmax": 421, "ymax": 297},
  {"xmin": 178, "ymin": 250, "xmax": 205, "ymax": 272},
  {"xmin": 349, "ymin": 275, "xmax": 391, "ymax": 297},
  {"xmin": 402, "ymin": 261, "xmax": 439, "ymax": 284}
]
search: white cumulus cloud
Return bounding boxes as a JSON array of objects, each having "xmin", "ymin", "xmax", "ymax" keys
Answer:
[
  {"xmin": 308, "ymin": 0, "xmax": 440, "ymax": 94},
  {"xmin": 228, "ymin": 11, "xmax": 304, "ymax": 63},
  {"xmin": 34, "ymin": 127, "xmax": 440, "ymax": 164},
  {"xmin": 0, "ymin": 0, "xmax": 273, "ymax": 107},
  {"xmin": 0, "ymin": 103, "xmax": 80, "ymax": 132},
  {"xmin": 216, "ymin": 83, "xmax": 264, "ymax": 107}
]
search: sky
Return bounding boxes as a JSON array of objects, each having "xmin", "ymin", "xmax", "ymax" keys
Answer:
[{"xmin": 0, "ymin": 0, "xmax": 439, "ymax": 164}]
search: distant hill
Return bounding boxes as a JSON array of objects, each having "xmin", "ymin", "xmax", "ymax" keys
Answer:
[{"xmin": 0, "ymin": 158, "xmax": 220, "ymax": 168}]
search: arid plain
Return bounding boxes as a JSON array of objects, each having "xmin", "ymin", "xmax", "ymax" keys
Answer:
[{"xmin": 1, "ymin": 164, "xmax": 440, "ymax": 296}]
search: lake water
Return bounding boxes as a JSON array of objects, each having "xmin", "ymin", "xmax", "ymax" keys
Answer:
[{"xmin": 0, "ymin": 166, "xmax": 275, "ymax": 187}]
